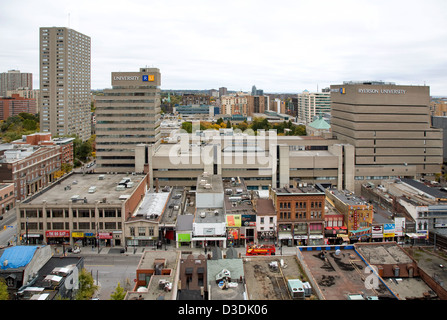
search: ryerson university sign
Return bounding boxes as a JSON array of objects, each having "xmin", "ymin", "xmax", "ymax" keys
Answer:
[{"xmin": 358, "ymin": 88, "xmax": 407, "ymax": 94}]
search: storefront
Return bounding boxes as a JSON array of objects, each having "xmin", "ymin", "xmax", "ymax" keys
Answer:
[
  {"xmin": 127, "ymin": 236, "xmax": 158, "ymax": 247},
  {"xmin": 324, "ymin": 226, "xmax": 348, "ymax": 244},
  {"xmin": 21, "ymin": 233, "xmax": 44, "ymax": 245},
  {"xmin": 177, "ymin": 232, "xmax": 192, "ymax": 248},
  {"xmin": 97, "ymin": 232, "xmax": 113, "ymax": 247},
  {"xmin": 349, "ymin": 227, "xmax": 372, "ymax": 243},
  {"xmin": 45, "ymin": 230, "xmax": 70, "ymax": 245}
]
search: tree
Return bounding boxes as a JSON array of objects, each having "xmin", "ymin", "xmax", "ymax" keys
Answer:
[
  {"xmin": 181, "ymin": 121, "xmax": 192, "ymax": 133},
  {"xmin": 110, "ymin": 282, "xmax": 126, "ymax": 300},
  {"xmin": 76, "ymin": 268, "xmax": 98, "ymax": 300},
  {"xmin": 0, "ymin": 278, "xmax": 9, "ymax": 300}
]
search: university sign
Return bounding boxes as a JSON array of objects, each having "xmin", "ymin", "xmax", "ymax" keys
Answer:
[{"xmin": 113, "ymin": 75, "xmax": 155, "ymax": 82}]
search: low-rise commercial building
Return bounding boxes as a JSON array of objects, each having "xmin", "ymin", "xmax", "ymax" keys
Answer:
[
  {"xmin": 0, "ymin": 144, "xmax": 63, "ymax": 201},
  {"xmin": 193, "ymin": 173, "xmax": 226, "ymax": 249},
  {"xmin": 270, "ymin": 184, "xmax": 326, "ymax": 246},
  {"xmin": 325, "ymin": 188, "xmax": 374, "ymax": 242},
  {"xmin": 16, "ymin": 173, "xmax": 149, "ymax": 247}
]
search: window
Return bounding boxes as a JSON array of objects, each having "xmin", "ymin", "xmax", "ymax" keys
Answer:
[
  {"xmin": 130, "ymin": 227, "xmax": 135, "ymax": 237},
  {"xmin": 138, "ymin": 227, "xmax": 146, "ymax": 236}
]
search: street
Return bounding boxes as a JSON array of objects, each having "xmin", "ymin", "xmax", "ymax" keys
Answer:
[{"xmin": 0, "ymin": 207, "xmax": 18, "ymax": 247}]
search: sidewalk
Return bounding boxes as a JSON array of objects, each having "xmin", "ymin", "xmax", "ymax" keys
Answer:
[{"xmin": 60, "ymin": 243, "xmax": 299, "ymax": 257}]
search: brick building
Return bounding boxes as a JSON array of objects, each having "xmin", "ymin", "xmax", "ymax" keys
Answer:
[
  {"xmin": 13, "ymin": 133, "xmax": 74, "ymax": 166},
  {"xmin": 270, "ymin": 185, "xmax": 325, "ymax": 246},
  {"xmin": 0, "ymin": 94, "xmax": 37, "ymax": 120},
  {"xmin": 0, "ymin": 145, "xmax": 62, "ymax": 201},
  {"xmin": 0, "ymin": 183, "xmax": 15, "ymax": 216}
]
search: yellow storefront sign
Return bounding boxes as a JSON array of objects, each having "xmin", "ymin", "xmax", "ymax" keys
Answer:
[
  {"xmin": 383, "ymin": 233, "xmax": 395, "ymax": 238},
  {"xmin": 72, "ymin": 232, "xmax": 84, "ymax": 238}
]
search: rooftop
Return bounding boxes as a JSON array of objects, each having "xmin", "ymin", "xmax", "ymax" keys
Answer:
[
  {"xmin": 297, "ymin": 245, "xmax": 397, "ymax": 300},
  {"xmin": 23, "ymin": 173, "xmax": 147, "ymax": 206},
  {"xmin": 355, "ymin": 243, "xmax": 413, "ymax": 265},
  {"xmin": 197, "ymin": 173, "xmax": 224, "ymax": 194},
  {"xmin": 255, "ymin": 199, "xmax": 276, "ymax": 216},
  {"xmin": 326, "ymin": 188, "xmax": 370, "ymax": 207},
  {"xmin": 207, "ymin": 258, "xmax": 245, "ymax": 300},
  {"xmin": 272, "ymin": 184, "xmax": 324, "ymax": 195},
  {"xmin": 223, "ymin": 177, "xmax": 255, "ymax": 215},
  {"xmin": 126, "ymin": 250, "xmax": 180, "ymax": 300}
]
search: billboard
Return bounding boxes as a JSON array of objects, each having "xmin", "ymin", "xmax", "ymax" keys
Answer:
[
  {"xmin": 226, "ymin": 215, "xmax": 242, "ymax": 227},
  {"xmin": 383, "ymin": 223, "xmax": 395, "ymax": 238}
]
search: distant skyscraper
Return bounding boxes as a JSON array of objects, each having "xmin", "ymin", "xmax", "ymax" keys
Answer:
[
  {"xmin": 0, "ymin": 70, "xmax": 33, "ymax": 97},
  {"xmin": 251, "ymin": 85, "xmax": 257, "ymax": 96},
  {"xmin": 219, "ymin": 87, "xmax": 227, "ymax": 98},
  {"xmin": 95, "ymin": 67, "xmax": 161, "ymax": 173},
  {"xmin": 39, "ymin": 27, "xmax": 91, "ymax": 141}
]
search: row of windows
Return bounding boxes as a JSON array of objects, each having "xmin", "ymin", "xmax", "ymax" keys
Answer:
[
  {"xmin": 129, "ymin": 226, "xmax": 155, "ymax": 237},
  {"xmin": 279, "ymin": 211, "xmax": 323, "ymax": 220},
  {"xmin": 22, "ymin": 222, "xmax": 121, "ymax": 231},
  {"xmin": 20, "ymin": 208, "xmax": 121, "ymax": 218},
  {"xmin": 279, "ymin": 201, "xmax": 323, "ymax": 209}
]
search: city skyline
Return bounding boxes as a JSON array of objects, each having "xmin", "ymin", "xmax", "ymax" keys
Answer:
[{"xmin": 1, "ymin": 0, "xmax": 447, "ymax": 95}]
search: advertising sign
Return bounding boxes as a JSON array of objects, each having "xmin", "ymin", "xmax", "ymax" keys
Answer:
[
  {"xmin": 372, "ymin": 225, "xmax": 383, "ymax": 238},
  {"xmin": 383, "ymin": 223, "xmax": 395, "ymax": 238},
  {"xmin": 72, "ymin": 232, "xmax": 84, "ymax": 238},
  {"xmin": 226, "ymin": 215, "xmax": 242, "ymax": 227},
  {"xmin": 177, "ymin": 233, "xmax": 191, "ymax": 242},
  {"xmin": 241, "ymin": 215, "xmax": 256, "ymax": 227},
  {"xmin": 98, "ymin": 232, "xmax": 113, "ymax": 239},
  {"xmin": 394, "ymin": 217, "xmax": 405, "ymax": 236},
  {"xmin": 46, "ymin": 230, "xmax": 70, "ymax": 237}
]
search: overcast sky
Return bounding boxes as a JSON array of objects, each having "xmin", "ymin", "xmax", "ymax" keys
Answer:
[{"xmin": 1, "ymin": 0, "xmax": 447, "ymax": 95}]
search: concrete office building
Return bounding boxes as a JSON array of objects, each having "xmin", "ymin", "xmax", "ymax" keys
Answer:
[
  {"xmin": 330, "ymin": 82, "xmax": 443, "ymax": 192},
  {"xmin": 137, "ymin": 130, "xmax": 355, "ymax": 192},
  {"xmin": 0, "ymin": 70, "xmax": 33, "ymax": 97},
  {"xmin": 15, "ymin": 173, "xmax": 149, "ymax": 247},
  {"xmin": 95, "ymin": 68, "xmax": 161, "ymax": 173},
  {"xmin": 39, "ymin": 27, "xmax": 91, "ymax": 141}
]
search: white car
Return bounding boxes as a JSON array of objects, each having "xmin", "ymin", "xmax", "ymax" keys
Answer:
[{"xmin": 72, "ymin": 247, "xmax": 81, "ymax": 254}]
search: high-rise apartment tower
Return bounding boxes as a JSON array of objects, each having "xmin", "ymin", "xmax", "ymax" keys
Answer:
[
  {"xmin": 0, "ymin": 70, "xmax": 33, "ymax": 97},
  {"xmin": 39, "ymin": 27, "xmax": 91, "ymax": 141}
]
